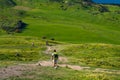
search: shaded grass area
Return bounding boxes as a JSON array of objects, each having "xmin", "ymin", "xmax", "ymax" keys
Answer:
[
  {"xmin": 3, "ymin": 67, "xmax": 120, "ymax": 80},
  {"xmin": 60, "ymin": 44, "xmax": 120, "ymax": 69},
  {"xmin": 0, "ymin": 0, "xmax": 16, "ymax": 8}
]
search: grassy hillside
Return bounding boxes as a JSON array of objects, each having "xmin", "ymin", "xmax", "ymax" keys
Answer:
[
  {"xmin": 0, "ymin": 0, "xmax": 120, "ymax": 44},
  {"xmin": 0, "ymin": 36, "xmax": 48, "ymax": 62},
  {"xmin": 0, "ymin": 1, "xmax": 120, "ymax": 80},
  {"xmin": 0, "ymin": 36, "xmax": 119, "ymax": 69},
  {"xmin": 60, "ymin": 43, "xmax": 120, "ymax": 69},
  {"xmin": 16, "ymin": 3, "xmax": 120, "ymax": 44},
  {"xmin": 0, "ymin": 36, "xmax": 120, "ymax": 80}
]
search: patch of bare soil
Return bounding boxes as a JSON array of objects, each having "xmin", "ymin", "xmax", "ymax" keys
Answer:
[
  {"xmin": 94, "ymin": 68, "xmax": 120, "ymax": 74},
  {"xmin": 13, "ymin": 6, "xmax": 31, "ymax": 11},
  {"xmin": 0, "ymin": 65, "xmax": 33, "ymax": 79},
  {"xmin": 36, "ymin": 60, "xmax": 90, "ymax": 71}
]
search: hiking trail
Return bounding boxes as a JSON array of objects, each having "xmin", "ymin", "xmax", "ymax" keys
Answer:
[{"xmin": 0, "ymin": 45, "xmax": 120, "ymax": 79}]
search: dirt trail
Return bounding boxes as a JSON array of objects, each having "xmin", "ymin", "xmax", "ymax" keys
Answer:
[
  {"xmin": 0, "ymin": 46, "xmax": 120, "ymax": 79},
  {"xmin": 37, "ymin": 46, "xmax": 120, "ymax": 73},
  {"xmin": 38, "ymin": 46, "xmax": 89, "ymax": 70},
  {"xmin": 0, "ymin": 65, "xmax": 33, "ymax": 79},
  {"xmin": 43, "ymin": 46, "xmax": 68, "ymax": 63}
]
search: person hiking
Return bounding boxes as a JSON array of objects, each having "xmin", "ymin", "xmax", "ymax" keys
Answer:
[{"xmin": 51, "ymin": 49, "xmax": 59, "ymax": 68}]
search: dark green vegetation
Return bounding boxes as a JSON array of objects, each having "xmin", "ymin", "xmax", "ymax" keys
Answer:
[
  {"xmin": 0, "ymin": 0, "xmax": 27, "ymax": 34},
  {"xmin": 0, "ymin": 0, "xmax": 120, "ymax": 80},
  {"xmin": 0, "ymin": 0, "xmax": 16, "ymax": 8}
]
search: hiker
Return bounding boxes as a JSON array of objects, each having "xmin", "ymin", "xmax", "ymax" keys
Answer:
[
  {"xmin": 46, "ymin": 40, "xmax": 49, "ymax": 46},
  {"xmin": 51, "ymin": 49, "xmax": 59, "ymax": 68},
  {"xmin": 32, "ymin": 42, "xmax": 34, "ymax": 47}
]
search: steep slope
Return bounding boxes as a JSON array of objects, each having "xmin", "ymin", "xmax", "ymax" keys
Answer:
[
  {"xmin": 1, "ymin": 0, "xmax": 120, "ymax": 44},
  {"xmin": 16, "ymin": 2, "xmax": 120, "ymax": 44}
]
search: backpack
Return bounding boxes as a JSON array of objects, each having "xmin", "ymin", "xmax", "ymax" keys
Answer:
[{"xmin": 54, "ymin": 54, "xmax": 58, "ymax": 59}]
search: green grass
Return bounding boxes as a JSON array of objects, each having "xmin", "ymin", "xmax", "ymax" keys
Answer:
[
  {"xmin": 59, "ymin": 43, "xmax": 120, "ymax": 69},
  {"xmin": 0, "ymin": 1, "xmax": 120, "ymax": 44},
  {"xmin": 0, "ymin": 1, "xmax": 120, "ymax": 80},
  {"xmin": 12, "ymin": 2, "xmax": 120, "ymax": 44},
  {"xmin": 0, "ymin": 31, "xmax": 119, "ymax": 80},
  {"xmin": 0, "ymin": 36, "xmax": 49, "ymax": 62},
  {"xmin": 0, "ymin": 36, "xmax": 119, "ymax": 70}
]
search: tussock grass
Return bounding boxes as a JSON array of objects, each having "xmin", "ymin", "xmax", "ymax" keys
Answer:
[
  {"xmin": 0, "ymin": 36, "xmax": 49, "ymax": 63},
  {"xmin": 60, "ymin": 43, "xmax": 120, "ymax": 69}
]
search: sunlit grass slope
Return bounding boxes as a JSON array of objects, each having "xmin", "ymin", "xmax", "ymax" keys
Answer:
[
  {"xmin": 14, "ymin": 2, "xmax": 120, "ymax": 44},
  {"xmin": 0, "ymin": 1, "xmax": 119, "ymax": 80},
  {"xmin": 0, "ymin": 35, "xmax": 48, "ymax": 62},
  {"xmin": 0, "ymin": 36, "xmax": 119, "ymax": 69},
  {"xmin": 60, "ymin": 43, "xmax": 120, "ymax": 69}
]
